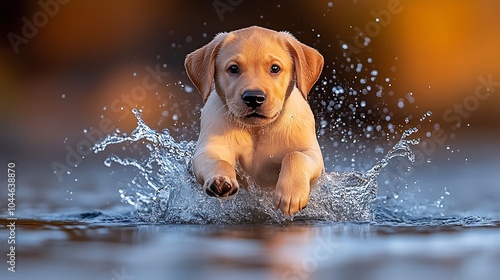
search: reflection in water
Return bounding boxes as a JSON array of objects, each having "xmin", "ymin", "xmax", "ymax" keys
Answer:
[
  {"xmin": 1, "ymin": 218, "xmax": 372, "ymax": 280},
  {"xmin": 2, "ymin": 218, "xmax": 499, "ymax": 280}
]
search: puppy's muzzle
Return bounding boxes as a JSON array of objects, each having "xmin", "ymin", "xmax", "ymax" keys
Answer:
[{"xmin": 242, "ymin": 90, "xmax": 266, "ymax": 108}]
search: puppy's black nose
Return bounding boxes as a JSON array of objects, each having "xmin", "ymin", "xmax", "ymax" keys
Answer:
[{"xmin": 242, "ymin": 90, "xmax": 266, "ymax": 108}]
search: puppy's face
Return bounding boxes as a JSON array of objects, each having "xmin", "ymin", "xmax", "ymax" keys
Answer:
[
  {"xmin": 185, "ymin": 26, "xmax": 324, "ymax": 127},
  {"xmin": 214, "ymin": 31, "xmax": 294, "ymax": 127}
]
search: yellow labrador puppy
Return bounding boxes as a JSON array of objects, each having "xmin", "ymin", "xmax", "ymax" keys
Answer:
[{"xmin": 185, "ymin": 26, "xmax": 324, "ymax": 215}]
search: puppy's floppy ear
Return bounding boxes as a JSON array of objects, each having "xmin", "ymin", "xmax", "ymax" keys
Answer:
[
  {"xmin": 185, "ymin": 32, "xmax": 228, "ymax": 103},
  {"xmin": 281, "ymin": 32, "xmax": 324, "ymax": 99}
]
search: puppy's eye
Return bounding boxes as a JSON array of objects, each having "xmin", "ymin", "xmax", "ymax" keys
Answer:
[
  {"xmin": 228, "ymin": 65, "xmax": 240, "ymax": 74},
  {"xmin": 270, "ymin": 64, "xmax": 281, "ymax": 74}
]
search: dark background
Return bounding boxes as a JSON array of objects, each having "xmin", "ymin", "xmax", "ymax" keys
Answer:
[{"xmin": 0, "ymin": 0, "xmax": 499, "ymax": 211}]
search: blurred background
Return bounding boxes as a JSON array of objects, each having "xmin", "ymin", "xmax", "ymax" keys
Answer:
[{"xmin": 0, "ymin": 0, "xmax": 499, "ymax": 213}]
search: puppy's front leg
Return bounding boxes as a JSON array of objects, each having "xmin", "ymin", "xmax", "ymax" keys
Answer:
[
  {"xmin": 193, "ymin": 151, "xmax": 239, "ymax": 198},
  {"xmin": 273, "ymin": 150, "xmax": 323, "ymax": 216}
]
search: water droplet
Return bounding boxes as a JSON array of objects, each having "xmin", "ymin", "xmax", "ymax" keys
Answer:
[
  {"xmin": 320, "ymin": 120, "xmax": 328, "ymax": 128},
  {"xmin": 364, "ymin": 37, "xmax": 371, "ymax": 46},
  {"xmin": 398, "ymin": 99, "xmax": 405, "ymax": 108},
  {"xmin": 356, "ymin": 63, "xmax": 362, "ymax": 73}
]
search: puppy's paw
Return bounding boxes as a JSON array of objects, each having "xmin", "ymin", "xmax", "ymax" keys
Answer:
[
  {"xmin": 204, "ymin": 175, "xmax": 239, "ymax": 198},
  {"xmin": 273, "ymin": 183, "xmax": 310, "ymax": 216}
]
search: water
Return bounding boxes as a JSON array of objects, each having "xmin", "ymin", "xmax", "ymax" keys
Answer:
[
  {"xmin": 3, "ymin": 103, "xmax": 500, "ymax": 280},
  {"xmin": 92, "ymin": 109, "xmax": 422, "ymax": 225},
  {"xmin": 4, "ymin": 104, "xmax": 487, "ymax": 280}
]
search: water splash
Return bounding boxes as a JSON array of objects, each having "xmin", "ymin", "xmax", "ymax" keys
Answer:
[{"xmin": 94, "ymin": 109, "xmax": 419, "ymax": 224}]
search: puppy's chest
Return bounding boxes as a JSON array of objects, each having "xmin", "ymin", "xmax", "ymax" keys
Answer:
[{"xmin": 236, "ymin": 134, "xmax": 288, "ymax": 188}]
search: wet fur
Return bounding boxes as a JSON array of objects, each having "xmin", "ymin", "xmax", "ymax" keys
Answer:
[{"xmin": 185, "ymin": 26, "xmax": 324, "ymax": 215}]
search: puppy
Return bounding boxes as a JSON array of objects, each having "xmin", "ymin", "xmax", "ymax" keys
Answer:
[{"xmin": 185, "ymin": 26, "xmax": 324, "ymax": 216}]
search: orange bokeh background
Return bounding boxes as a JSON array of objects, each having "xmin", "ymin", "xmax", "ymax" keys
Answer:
[{"xmin": 1, "ymin": 0, "xmax": 499, "ymax": 162}]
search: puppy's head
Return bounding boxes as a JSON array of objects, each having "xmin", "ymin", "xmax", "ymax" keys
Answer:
[{"xmin": 185, "ymin": 26, "xmax": 323, "ymax": 127}]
